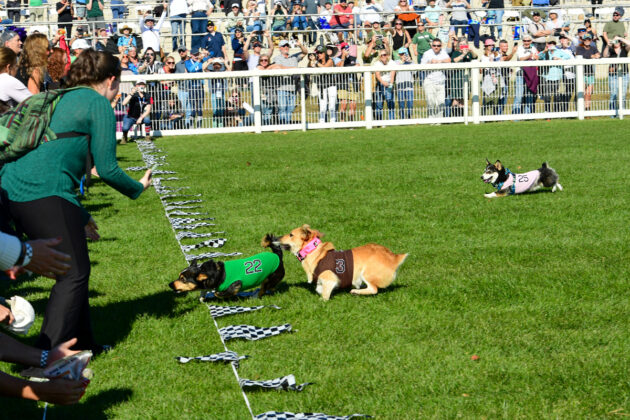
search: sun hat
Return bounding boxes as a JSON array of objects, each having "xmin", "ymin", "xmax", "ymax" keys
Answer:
[
  {"xmin": 119, "ymin": 24, "xmax": 132, "ymax": 34},
  {"xmin": 71, "ymin": 38, "xmax": 91, "ymax": 50},
  {"xmin": 0, "ymin": 296, "xmax": 35, "ymax": 335}
]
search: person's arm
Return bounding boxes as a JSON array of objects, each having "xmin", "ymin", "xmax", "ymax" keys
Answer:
[
  {"xmin": 603, "ymin": 44, "xmax": 611, "ymax": 58},
  {"xmin": 297, "ymin": 39, "xmax": 308, "ymax": 56},
  {"xmin": 136, "ymin": 100, "xmax": 152, "ymax": 124},
  {"xmin": 602, "ymin": 29, "xmax": 610, "ymax": 45},
  {"xmin": 265, "ymin": 31, "xmax": 274, "ymax": 57},
  {"xmin": 156, "ymin": 2, "xmax": 168, "ymax": 30},
  {"xmin": 374, "ymin": 70, "xmax": 386, "ymax": 85},
  {"xmin": 89, "ymin": 95, "xmax": 148, "ymax": 197},
  {"xmin": 0, "ymin": 371, "xmax": 86, "ymax": 405},
  {"xmin": 404, "ymin": 30, "xmax": 411, "ymax": 48}
]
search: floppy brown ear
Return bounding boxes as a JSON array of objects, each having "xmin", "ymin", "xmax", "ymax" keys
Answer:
[
  {"xmin": 494, "ymin": 160, "xmax": 503, "ymax": 170},
  {"xmin": 311, "ymin": 229, "xmax": 324, "ymax": 239}
]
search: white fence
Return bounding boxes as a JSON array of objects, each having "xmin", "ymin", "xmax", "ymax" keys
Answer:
[{"xmin": 118, "ymin": 57, "xmax": 630, "ymax": 138}]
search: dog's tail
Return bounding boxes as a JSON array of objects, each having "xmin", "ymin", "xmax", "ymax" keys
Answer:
[{"xmin": 262, "ymin": 234, "xmax": 283, "ymax": 256}]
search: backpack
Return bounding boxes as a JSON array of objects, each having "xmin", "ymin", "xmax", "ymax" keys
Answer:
[{"xmin": 0, "ymin": 87, "xmax": 87, "ymax": 166}]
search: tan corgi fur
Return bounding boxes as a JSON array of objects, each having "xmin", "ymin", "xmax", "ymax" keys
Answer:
[{"xmin": 275, "ymin": 225, "xmax": 408, "ymax": 301}]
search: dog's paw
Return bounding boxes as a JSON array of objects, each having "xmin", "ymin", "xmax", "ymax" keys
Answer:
[
  {"xmin": 484, "ymin": 192, "xmax": 497, "ymax": 198},
  {"xmin": 350, "ymin": 289, "xmax": 360, "ymax": 295}
]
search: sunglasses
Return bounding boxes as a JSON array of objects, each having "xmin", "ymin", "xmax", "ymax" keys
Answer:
[
  {"xmin": 380, "ymin": 54, "xmax": 388, "ymax": 57},
  {"xmin": 432, "ymin": 44, "xmax": 441, "ymax": 47},
  {"xmin": 260, "ymin": 59, "xmax": 269, "ymax": 61},
  {"xmin": 613, "ymin": 13, "xmax": 620, "ymax": 16},
  {"xmin": 395, "ymin": 22, "xmax": 403, "ymax": 25}
]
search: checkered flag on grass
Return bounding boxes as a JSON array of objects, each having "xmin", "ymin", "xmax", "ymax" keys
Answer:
[
  {"xmin": 176, "ymin": 350, "xmax": 249, "ymax": 367},
  {"xmin": 255, "ymin": 412, "xmax": 371, "ymax": 419},
  {"xmin": 173, "ymin": 222, "xmax": 216, "ymax": 230},
  {"xmin": 168, "ymin": 199, "xmax": 203, "ymax": 206},
  {"xmin": 176, "ymin": 231, "xmax": 222, "ymax": 240},
  {"xmin": 240, "ymin": 374, "xmax": 313, "ymax": 392},
  {"xmin": 125, "ymin": 166, "xmax": 148, "ymax": 172},
  {"xmin": 184, "ymin": 251, "xmax": 241, "ymax": 262},
  {"xmin": 170, "ymin": 217, "xmax": 215, "ymax": 225},
  {"xmin": 181, "ymin": 239, "xmax": 227, "ymax": 252},
  {"xmin": 201, "ymin": 288, "xmax": 268, "ymax": 300},
  {"xmin": 165, "ymin": 205, "xmax": 201, "ymax": 212},
  {"xmin": 160, "ymin": 194, "xmax": 202, "ymax": 200},
  {"xmin": 219, "ymin": 324, "xmax": 292, "ymax": 341},
  {"xmin": 152, "ymin": 169, "xmax": 177, "ymax": 175},
  {"xmin": 169, "ymin": 211, "xmax": 209, "ymax": 217},
  {"xmin": 207, "ymin": 304, "xmax": 281, "ymax": 318}
]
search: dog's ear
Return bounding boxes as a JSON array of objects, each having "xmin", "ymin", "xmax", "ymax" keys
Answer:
[
  {"xmin": 199, "ymin": 259, "xmax": 215, "ymax": 271},
  {"xmin": 190, "ymin": 259, "xmax": 198, "ymax": 267},
  {"xmin": 494, "ymin": 160, "xmax": 503, "ymax": 170},
  {"xmin": 486, "ymin": 157, "xmax": 492, "ymax": 166},
  {"xmin": 300, "ymin": 224, "xmax": 311, "ymax": 240},
  {"xmin": 310, "ymin": 229, "xmax": 324, "ymax": 239}
]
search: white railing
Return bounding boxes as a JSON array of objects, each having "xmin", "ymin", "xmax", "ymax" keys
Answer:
[{"xmin": 117, "ymin": 57, "xmax": 630, "ymax": 138}]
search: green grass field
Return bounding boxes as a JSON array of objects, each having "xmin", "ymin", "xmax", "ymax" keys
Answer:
[{"xmin": 1, "ymin": 120, "xmax": 629, "ymax": 419}]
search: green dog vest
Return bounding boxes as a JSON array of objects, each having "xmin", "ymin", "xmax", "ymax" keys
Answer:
[{"xmin": 216, "ymin": 252, "xmax": 281, "ymax": 292}]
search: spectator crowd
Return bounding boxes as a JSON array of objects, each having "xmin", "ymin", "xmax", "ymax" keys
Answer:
[{"xmin": 0, "ymin": 0, "xmax": 628, "ymax": 129}]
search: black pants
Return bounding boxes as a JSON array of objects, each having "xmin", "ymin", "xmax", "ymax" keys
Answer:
[{"xmin": 9, "ymin": 196, "xmax": 96, "ymax": 351}]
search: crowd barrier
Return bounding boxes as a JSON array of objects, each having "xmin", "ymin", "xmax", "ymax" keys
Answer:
[{"xmin": 116, "ymin": 57, "xmax": 630, "ymax": 138}]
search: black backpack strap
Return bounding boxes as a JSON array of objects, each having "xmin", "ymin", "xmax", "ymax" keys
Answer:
[{"xmin": 55, "ymin": 131, "xmax": 88, "ymax": 139}]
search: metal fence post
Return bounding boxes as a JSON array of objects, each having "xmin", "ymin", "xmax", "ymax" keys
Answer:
[
  {"xmin": 464, "ymin": 69, "xmax": 469, "ymax": 125},
  {"xmin": 618, "ymin": 72, "xmax": 624, "ymax": 120},
  {"xmin": 471, "ymin": 67, "xmax": 480, "ymax": 124},
  {"xmin": 300, "ymin": 75, "xmax": 307, "ymax": 131},
  {"xmin": 253, "ymin": 75, "xmax": 262, "ymax": 133},
  {"xmin": 576, "ymin": 63, "xmax": 585, "ymax": 120},
  {"xmin": 364, "ymin": 70, "xmax": 373, "ymax": 130}
]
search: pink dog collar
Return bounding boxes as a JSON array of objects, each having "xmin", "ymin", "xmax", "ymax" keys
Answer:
[{"xmin": 297, "ymin": 237, "xmax": 321, "ymax": 261}]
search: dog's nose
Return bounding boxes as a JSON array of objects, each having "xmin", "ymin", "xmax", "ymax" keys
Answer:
[{"xmin": 168, "ymin": 282, "xmax": 176, "ymax": 290}]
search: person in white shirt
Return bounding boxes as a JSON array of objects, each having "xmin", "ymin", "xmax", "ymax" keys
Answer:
[
  {"xmin": 168, "ymin": 0, "xmax": 190, "ymax": 51},
  {"xmin": 513, "ymin": 34, "xmax": 538, "ymax": 114},
  {"xmin": 360, "ymin": 0, "xmax": 383, "ymax": 25},
  {"xmin": 373, "ymin": 46, "xmax": 396, "ymax": 120},
  {"xmin": 140, "ymin": 6, "xmax": 167, "ymax": 59},
  {"xmin": 420, "ymin": 38, "xmax": 450, "ymax": 119},
  {"xmin": 0, "ymin": 47, "xmax": 31, "ymax": 112}
]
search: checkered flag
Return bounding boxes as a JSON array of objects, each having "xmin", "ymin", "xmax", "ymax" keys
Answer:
[
  {"xmin": 218, "ymin": 324, "xmax": 292, "ymax": 341},
  {"xmin": 173, "ymin": 222, "xmax": 216, "ymax": 230},
  {"xmin": 168, "ymin": 211, "xmax": 209, "ymax": 217},
  {"xmin": 176, "ymin": 231, "xmax": 222, "ymax": 240},
  {"xmin": 125, "ymin": 166, "xmax": 148, "ymax": 172},
  {"xmin": 201, "ymin": 288, "xmax": 268, "ymax": 300},
  {"xmin": 181, "ymin": 238, "xmax": 227, "ymax": 252},
  {"xmin": 184, "ymin": 251, "xmax": 241, "ymax": 262},
  {"xmin": 165, "ymin": 204, "xmax": 202, "ymax": 212},
  {"xmin": 152, "ymin": 169, "xmax": 177, "ymax": 175},
  {"xmin": 254, "ymin": 412, "xmax": 371, "ymax": 419},
  {"xmin": 176, "ymin": 351, "xmax": 249, "ymax": 367},
  {"xmin": 240, "ymin": 375, "xmax": 313, "ymax": 392},
  {"xmin": 160, "ymin": 194, "xmax": 202, "ymax": 200},
  {"xmin": 170, "ymin": 217, "xmax": 215, "ymax": 225},
  {"xmin": 207, "ymin": 304, "xmax": 281, "ymax": 318},
  {"xmin": 168, "ymin": 199, "xmax": 203, "ymax": 206}
]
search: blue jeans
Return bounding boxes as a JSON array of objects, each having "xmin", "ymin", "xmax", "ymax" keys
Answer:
[
  {"xmin": 110, "ymin": 0, "xmax": 126, "ymax": 32},
  {"xmin": 170, "ymin": 13, "xmax": 187, "ymax": 50},
  {"xmin": 122, "ymin": 115, "xmax": 151, "ymax": 132},
  {"xmin": 277, "ymin": 90, "xmax": 296, "ymax": 124},
  {"xmin": 306, "ymin": 17, "xmax": 317, "ymax": 43},
  {"xmin": 291, "ymin": 16, "xmax": 307, "ymax": 30},
  {"xmin": 190, "ymin": 11, "xmax": 208, "ymax": 52},
  {"xmin": 211, "ymin": 91, "xmax": 225, "ymax": 124},
  {"xmin": 498, "ymin": 84, "xmax": 508, "ymax": 115},
  {"xmin": 177, "ymin": 88, "xmax": 192, "ymax": 125},
  {"xmin": 608, "ymin": 73, "xmax": 629, "ymax": 114},
  {"xmin": 489, "ymin": 9, "xmax": 504, "ymax": 39},
  {"xmin": 397, "ymin": 84, "xmax": 414, "ymax": 119},
  {"xmin": 189, "ymin": 82, "xmax": 205, "ymax": 118},
  {"xmin": 374, "ymin": 84, "xmax": 395, "ymax": 120},
  {"xmin": 451, "ymin": 19, "xmax": 468, "ymax": 36},
  {"xmin": 512, "ymin": 73, "xmax": 524, "ymax": 114}
]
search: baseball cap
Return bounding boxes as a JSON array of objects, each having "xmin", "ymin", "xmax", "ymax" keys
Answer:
[
  {"xmin": 397, "ymin": 46, "xmax": 409, "ymax": 55},
  {"xmin": 145, "ymin": 14, "xmax": 156, "ymax": 21},
  {"xmin": 135, "ymin": 79, "xmax": 146, "ymax": 85},
  {"xmin": 614, "ymin": 6, "xmax": 624, "ymax": 16},
  {"xmin": 315, "ymin": 45, "xmax": 326, "ymax": 53},
  {"xmin": 583, "ymin": 33, "xmax": 593, "ymax": 40},
  {"xmin": 522, "ymin": 34, "xmax": 532, "ymax": 41},
  {"xmin": 532, "ymin": 11, "xmax": 540, "ymax": 16},
  {"xmin": 207, "ymin": 20, "xmax": 214, "ymax": 27},
  {"xmin": 339, "ymin": 41, "xmax": 349, "ymax": 50},
  {"xmin": 178, "ymin": 46, "xmax": 188, "ymax": 52},
  {"xmin": 546, "ymin": 37, "xmax": 556, "ymax": 44},
  {"xmin": 549, "ymin": 9, "xmax": 559, "ymax": 15},
  {"xmin": 191, "ymin": 46, "xmax": 200, "ymax": 54},
  {"xmin": 577, "ymin": 26, "xmax": 586, "ymax": 33},
  {"xmin": 279, "ymin": 40, "xmax": 290, "ymax": 47}
]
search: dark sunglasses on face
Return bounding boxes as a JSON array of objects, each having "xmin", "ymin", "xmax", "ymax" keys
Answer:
[{"xmin": 432, "ymin": 44, "xmax": 441, "ymax": 47}]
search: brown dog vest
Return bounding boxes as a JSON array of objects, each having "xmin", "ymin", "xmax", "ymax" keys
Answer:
[{"xmin": 312, "ymin": 250, "xmax": 354, "ymax": 288}]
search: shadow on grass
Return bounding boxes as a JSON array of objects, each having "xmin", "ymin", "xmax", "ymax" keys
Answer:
[
  {"xmin": 91, "ymin": 290, "xmax": 190, "ymax": 347},
  {"xmin": 0, "ymin": 387, "xmax": 133, "ymax": 420},
  {"xmin": 292, "ymin": 282, "xmax": 406, "ymax": 297}
]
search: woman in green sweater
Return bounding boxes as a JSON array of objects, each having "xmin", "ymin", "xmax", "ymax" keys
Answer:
[{"xmin": 0, "ymin": 50, "xmax": 152, "ymax": 354}]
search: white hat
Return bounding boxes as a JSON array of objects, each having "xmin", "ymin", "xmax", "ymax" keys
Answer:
[
  {"xmin": 71, "ymin": 38, "xmax": 91, "ymax": 50},
  {"xmin": 0, "ymin": 296, "xmax": 35, "ymax": 335},
  {"xmin": 549, "ymin": 9, "xmax": 560, "ymax": 15}
]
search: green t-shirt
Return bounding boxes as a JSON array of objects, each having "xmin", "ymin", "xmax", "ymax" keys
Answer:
[
  {"xmin": 603, "ymin": 21, "xmax": 627, "ymax": 40},
  {"xmin": 217, "ymin": 252, "xmax": 281, "ymax": 292},
  {"xmin": 87, "ymin": 0, "xmax": 104, "ymax": 18},
  {"xmin": 412, "ymin": 31, "xmax": 435, "ymax": 61},
  {"xmin": 0, "ymin": 88, "xmax": 143, "ymax": 223}
]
